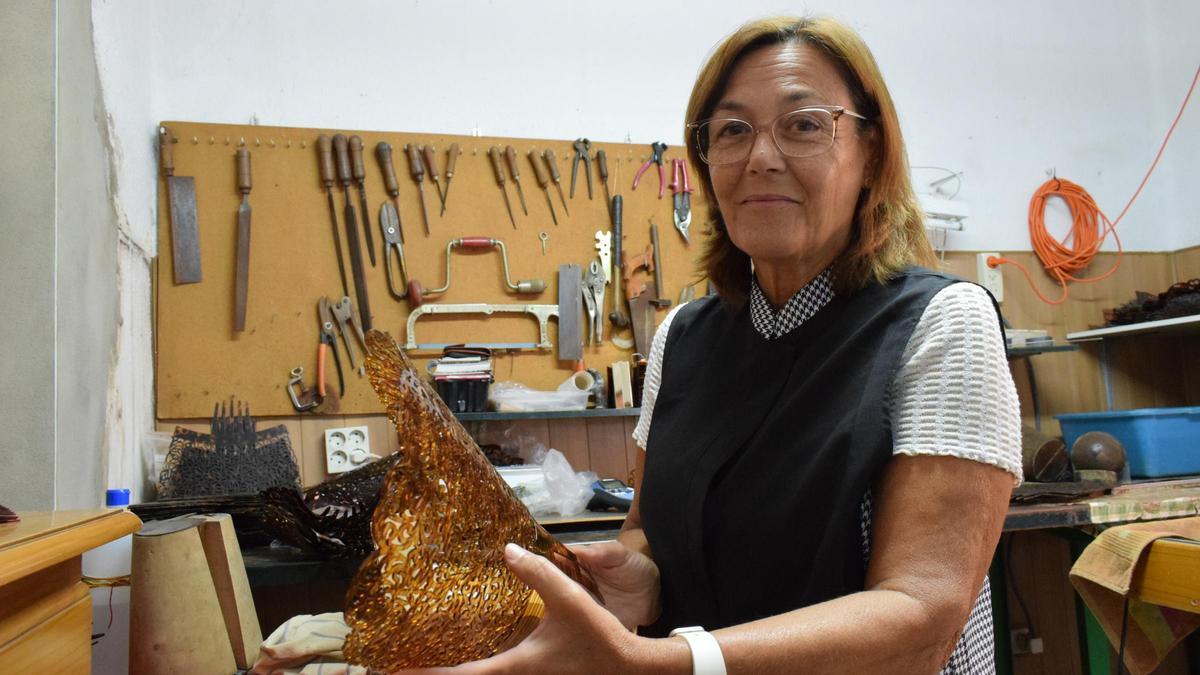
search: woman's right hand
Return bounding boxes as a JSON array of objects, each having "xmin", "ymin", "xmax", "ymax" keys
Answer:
[{"xmin": 568, "ymin": 540, "xmax": 661, "ymax": 631}]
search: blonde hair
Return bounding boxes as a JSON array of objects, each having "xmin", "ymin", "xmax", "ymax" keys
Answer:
[{"xmin": 686, "ymin": 16, "xmax": 936, "ymax": 307}]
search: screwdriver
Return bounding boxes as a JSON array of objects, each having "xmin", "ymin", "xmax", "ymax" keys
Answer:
[
  {"xmin": 597, "ymin": 149, "xmax": 612, "ymax": 220},
  {"xmin": 375, "ymin": 141, "xmax": 406, "ymax": 244},
  {"xmin": 488, "ymin": 146, "xmax": 517, "ymax": 229},
  {"xmin": 441, "ymin": 143, "xmax": 461, "ymax": 215},
  {"xmin": 348, "ymin": 135, "xmax": 377, "ymax": 267},
  {"xmin": 404, "ymin": 143, "xmax": 431, "ymax": 236},
  {"xmin": 422, "ymin": 144, "xmax": 446, "ymax": 212},
  {"xmin": 542, "ymin": 148, "xmax": 570, "ymax": 216},
  {"xmin": 504, "ymin": 145, "xmax": 529, "ymax": 216},
  {"xmin": 528, "ymin": 149, "xmax": 558, "ymax": 226}
]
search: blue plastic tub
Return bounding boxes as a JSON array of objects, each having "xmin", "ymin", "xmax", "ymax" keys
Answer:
[{"xmin": 1056, "ymin": 407, "xmax": 1200, "ymax": 478}]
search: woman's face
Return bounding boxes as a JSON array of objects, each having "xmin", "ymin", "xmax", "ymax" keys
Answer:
[{"xmin": 708, "ymin": 43, "xmax": 874, "ymax": 272}]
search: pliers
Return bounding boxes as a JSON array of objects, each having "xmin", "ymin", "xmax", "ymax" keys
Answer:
[
  {"xmin": 633, "ymin": 142, "xmax": 668, "ymax": 199},
  {"xmin": 318, "ymin": 299, "xmax": 346, "ymax": 396},
  {"xmin": 325, "ymin": 296, "xmax": 368, "ymax": 375},
  {"xmin": 671, "ymin": 158, "xmax": 693, "ymax": 243},
  {"xmin": 582, "ymin": 260, "xmax": 606, "ymax": 345},
  {"xmin": 570, "ymin": 138, "xmax": 593, "ymax": 199},
  {"xmin": 379, "ymin": 202, "xmax": 409, "ymax": 300}
]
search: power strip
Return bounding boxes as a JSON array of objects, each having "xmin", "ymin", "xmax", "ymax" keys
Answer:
[{"xmin": 324, "ymin": 425, "xmax": 378, "ymax": 474}]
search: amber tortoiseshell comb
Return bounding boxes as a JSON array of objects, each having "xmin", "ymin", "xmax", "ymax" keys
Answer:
[{"xmin": 342, "ymin": 330, "xmax": 600, "ymax": 670}]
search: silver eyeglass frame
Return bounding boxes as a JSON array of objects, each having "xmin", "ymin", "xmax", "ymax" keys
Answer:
[{"xmin": 689, "ymin": 106, "xmax": 870, "ymax": 165}]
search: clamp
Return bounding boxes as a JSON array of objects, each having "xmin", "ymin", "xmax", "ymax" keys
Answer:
[
  {"xmin": 633, "ymin": 142, "xmax": 668, "ymax": 199},
  {"xmin": 570, "ymin": 138, "xmax": 593, "ymax": 199},
  {"xmin": 286, "ymin": 366, "xmax": 324, "ymax": 412}
]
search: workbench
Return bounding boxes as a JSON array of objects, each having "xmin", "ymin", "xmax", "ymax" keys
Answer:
[{"xmin": 0, "ymin": 509, "xmax": 142, "ymax": 673}]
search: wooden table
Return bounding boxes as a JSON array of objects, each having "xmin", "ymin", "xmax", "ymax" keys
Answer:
[{"xmin": 0, "ymin": 509, "xmax": 142, "ymax": 673}]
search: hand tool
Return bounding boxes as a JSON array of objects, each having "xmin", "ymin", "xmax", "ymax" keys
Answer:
[
  {"xmin": 542, "ymin": 149, "xmax": 570, "ymax": 216},
  {"xmin": 596, "ymin": 149, "xmax": 612, "ymax": 218},
  {"xmin": 407, "ymin": 237, "xmax": 546, "ymax": 306},
  {"xmin": 504, "ymin": 145, "xmax": 529, "ymax": 216},
  {"xmin": 583, "ymin": 260, "xmax": 606, "ymax": 345},
  {"xmin": 334, "ymin": 134, "xmax": 373, "ymax": 330},
  {"xmin": 570, "ymin": 138, "xmax": 593, "ymax": 199},
  {"xmin": 623, "ymin": 244, "xmax": 654, "ymax": 304},
  {"xmin": 671, "ymin": 158, "xmax": 693, "ymax": 243},
  {"xmin": 159, "ymin": 126, "xmax": 202, "ymax": 284},
  {"xmin": 331, "ymin": 295, "xmax": 368, "ymax": 375},
  {"xmin": 348, "ymin": 136, "xmax": 377, "ymax": 267},
  {"xmin": 380, "ymin": 203, "xmax": 410, "ymax": 300},
  {"xmin": 539, "ymin": 232, "xmax": 548, "ymax": 255},
  {"xmin": 374, "ymin": 141, "xmax": 408, "ymax": 247},
  {"xmin": 441, "ymin": 143, "xmax": 461, "ymax": 215},
  {"xmin": 233, "ymin": 148, "xmax": 252, "ymax": 331},
  {"xmin": 422, "ymin": 144, "xmax": 446, "ymax": 211},
  {"xmin": 594, "ymin": 231, "xmax": 612, "ymax": 283},
  {"xmin": 608, "ymin": 195, "xmax": 630, "ymax": 329},
  {"xmin": 318, "ymin": 135, "xmax": 352, "ymax": 297},
  {"xmin": 404, "ymin": 144, "xmax": 432, "ymax": 236},
  {"xmin": 318, "ymin": 297, "xmax": 346, "ymax": 396},
  {"xmin": 649, "ymin": 221, "xmax": 672, "ymax": 309},
  {"xmin": 528, "ymin": 149, "xmax": 558, "ymax": 225},
  {"xmin": 287, "ymin": 366, "xmax": 323, "ymax": 412},
  {"xmin": 628, "ymin": 281, "xmax": 657, "ymax": 357},
  {"xmin": 557, "ymin": 264, "xmax": 583, "ymax": 361},
  {"xmin": 632, "ymin": 141, "xmax": 669, "ymax": 199},
  {"xmin": 488, "ymin": 146, "xmax": 517, "ymax": 229},
  {"xmin": 405, "ymin": 303, "xmax": 561, "ymax": 351}
]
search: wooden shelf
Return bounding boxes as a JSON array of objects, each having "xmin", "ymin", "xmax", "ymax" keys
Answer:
[
  {"xmin": 1007, "ymin": 343, "xmax": 1078, "ymax": 358},
  {"xmin": 1067, "ymin": 314, "xmax": 1200, "ymax": 342},
  {"xmin": 454, "ymin": 407, "xmax": 641, "ymax": 422}
]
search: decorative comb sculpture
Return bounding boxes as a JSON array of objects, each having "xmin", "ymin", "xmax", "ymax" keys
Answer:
[{"xmin": 342, "ymin": 330, "xmax": 600, "ymax": 670}]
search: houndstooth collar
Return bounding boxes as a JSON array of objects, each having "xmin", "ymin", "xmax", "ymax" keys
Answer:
[{"xmin": 749, "ymin": 268, "xmax": 835, "ymax": 340}]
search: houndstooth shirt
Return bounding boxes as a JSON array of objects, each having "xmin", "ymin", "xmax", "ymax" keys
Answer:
[{"xmin": 638, "ymin": 269, "xmax": 1012, "ymax": 674}]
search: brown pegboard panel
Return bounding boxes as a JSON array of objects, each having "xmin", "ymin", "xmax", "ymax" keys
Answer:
[{"xmin": 156, "ymin": 122, "xmax": 708, "ymax": 418}]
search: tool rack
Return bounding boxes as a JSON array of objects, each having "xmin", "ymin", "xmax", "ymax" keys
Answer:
[{"xmin": 155, "ymin": 121, "xmax": 705, "ymax": 419}]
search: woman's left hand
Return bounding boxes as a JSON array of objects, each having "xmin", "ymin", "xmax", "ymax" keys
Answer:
[{"xmin": 401, "ymin": 543, "xmax": 663, "ymax": 674}]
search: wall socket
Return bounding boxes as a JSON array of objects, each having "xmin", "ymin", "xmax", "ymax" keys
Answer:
[
  {"xmin": 324, "ymin": 425, "xmax": 377, "ymax": 474},
  {"xmin": 977, "ymin": 252, "xmax": 1004, "ymax": 303}
]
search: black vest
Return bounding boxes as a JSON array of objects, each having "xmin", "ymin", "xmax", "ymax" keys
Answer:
[{"xmin": 640, "ymin": 268, "xmax": 982, "ymax": 636}]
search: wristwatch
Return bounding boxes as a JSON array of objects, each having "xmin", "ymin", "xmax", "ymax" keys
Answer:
[{"xmin": 668, "ymin": 626, "xmax": 727, "ymax": 675}]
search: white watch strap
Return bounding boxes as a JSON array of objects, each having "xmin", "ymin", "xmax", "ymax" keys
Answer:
[{"xmin": 669, "ymin": 626, "xmax": 727, "ymax": 675}]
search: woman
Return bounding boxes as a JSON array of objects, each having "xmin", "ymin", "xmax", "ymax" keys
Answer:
[{"xmin": 418, "ymin": 15, "xmax": 1020, "ymax": 674}]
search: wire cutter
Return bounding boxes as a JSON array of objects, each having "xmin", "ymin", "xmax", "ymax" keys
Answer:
[
  {"xmin": 671, "ymin": 158, "xmax": 693, "ymax": 243},
  {"xmin": 570, "ymin": 138, "xmax": 593, "ymax": 199},
  {"xmin": 379, "ymin": 202, "xmax": 409, "ymax": 300},
  {"xmin": 318, "ymin": 299, "xmax": 346, "ymax": 396},
  {"xmin": 633, "ymin": 142, "xmax": 668, "ymax": 198}
]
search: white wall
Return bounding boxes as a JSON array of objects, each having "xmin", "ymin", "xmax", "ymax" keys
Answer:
[{"xmin": 93, "ymin": 0, "xmax": 1199, "ymax": 255}]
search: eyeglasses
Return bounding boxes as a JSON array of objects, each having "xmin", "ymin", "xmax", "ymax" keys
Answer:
[{"xmin": 689, "ymin": 106, "xmax": 869, "ymax": 166}]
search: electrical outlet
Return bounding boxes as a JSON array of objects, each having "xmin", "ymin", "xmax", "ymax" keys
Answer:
[
  {"xmin": 1011, "ymin": 628, "xmax": 1044, "ymax": 655},
  {"xmin": 977, "ymin": 252, "xmax": 1004, "ymax": 303},
  {"xmin": 324, "ymin": 425, "xmax": 377, "ymax": 474}
]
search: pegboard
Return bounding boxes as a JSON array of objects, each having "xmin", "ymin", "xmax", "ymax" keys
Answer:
[{"xmin": 155, "ymin": 121, "xmax": 708, "ymax": 418}]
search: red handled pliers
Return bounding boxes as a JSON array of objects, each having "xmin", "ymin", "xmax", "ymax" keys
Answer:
[{"xmin": 632, "ymin": 141, "xmax": 668, "ymax": 198}]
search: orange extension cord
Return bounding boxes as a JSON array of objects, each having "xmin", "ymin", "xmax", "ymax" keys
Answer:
[{"xmin": 989, "ymin": 64, "xmax": 1200, "ymax": 305}]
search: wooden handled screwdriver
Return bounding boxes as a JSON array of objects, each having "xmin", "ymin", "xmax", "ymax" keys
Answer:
[
  {"xmin": 404, "ymin": 144, "xmax": 431, "ymax": 236},
  {"xmin": 375, "ymin": 141, "xmax": 406, "ymax": 244},
  {"xmin": 421, "ymin": 145, "xmax": 446, "ymax": 212},
  {"xmin": 334, "ymin": 134, "xmax": 372, "ymax": 330},
  {"xmin": 528, "ymin": 149, "xmax": 557, "ymax": 226},
  {"xmin": 318, "ymin": 135, "xmax": 351, "ymax": 297},
  {"xmin": 542, "ymin": 148, "xmax": 569, "ymax": 216},
  {"xmin": 597, "ymin": 149, "xmax": 612, "ymax": 219},
  {"xmin": 504, "ymin": 145, "xmax": 529, "ymax": 216},
  {"xmin": 348, "ymin": 136, "xmax": 377, "ymax": 267},
  {"xmin": 488, "ymin": 146, "xmax": 517, "ymax": 229},
  {"xmin": 441, "ymin": 142, "xmax": 461, "ymax": 215}
]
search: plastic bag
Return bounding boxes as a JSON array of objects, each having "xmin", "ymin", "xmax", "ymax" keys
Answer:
[
  {"xmin": 500, "ymin": 446, "xmax": 597, "ymax": 518},
  {"xmin": 488, "ymin": 377, "xmax": 589, "ymax": 412}
]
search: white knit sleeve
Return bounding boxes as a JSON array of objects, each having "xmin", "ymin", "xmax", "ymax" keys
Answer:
[
  {"xmin": 632, "ymin": 304, "xmax": 688, "ymax": 450},
  {"xmin": 889, "ymin": 283, "xmax": 1023, "ymax": 485}
]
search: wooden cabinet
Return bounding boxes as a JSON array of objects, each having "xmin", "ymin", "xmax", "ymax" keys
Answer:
[{"xmin": 0, "ymin": 509, "xmax": 141, "ymax": 673}]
